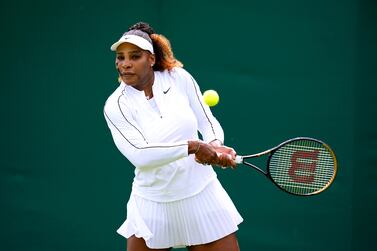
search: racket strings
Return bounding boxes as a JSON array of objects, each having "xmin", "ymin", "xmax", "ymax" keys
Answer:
[
  {"xmin": 271, "ymin": 155, "xmax": 333, "ymax": 194},
  {"xmin": 269, "ymin": 140, "xmax": 336, "ymax": 195}
]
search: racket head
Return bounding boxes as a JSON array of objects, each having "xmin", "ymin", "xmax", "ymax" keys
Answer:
[{"xmin": 267, "ymin": 137, "xmax": 337, "ymax": 196}]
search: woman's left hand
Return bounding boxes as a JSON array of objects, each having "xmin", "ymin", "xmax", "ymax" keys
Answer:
[{"xmin": 209, "ymin": 140, "xmax": 237, "ymax": 169}]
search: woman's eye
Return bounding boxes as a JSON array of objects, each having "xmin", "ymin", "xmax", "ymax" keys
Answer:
[
  {"xmin": 117, "ymin": 56, "xmax": 125, "ymax": 60},
  {"xmin": 131, "ymin": 55, "xmax": 141, "ymax": 60}
]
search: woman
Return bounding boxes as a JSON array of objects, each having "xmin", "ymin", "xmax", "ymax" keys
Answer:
[{"xmin": 104, "ymin": 22, "xmax": 243, "ymax": 251}]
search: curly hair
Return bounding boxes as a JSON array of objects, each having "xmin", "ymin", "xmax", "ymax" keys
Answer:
[{"xmin": 128, "ymin": 22, "xmax": 183, "ymax": 71}]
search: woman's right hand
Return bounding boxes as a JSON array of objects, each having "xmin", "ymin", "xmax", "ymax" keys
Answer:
[{"xmin": 188, "ymin": 141, "xmax": 236, "ymax": 168}]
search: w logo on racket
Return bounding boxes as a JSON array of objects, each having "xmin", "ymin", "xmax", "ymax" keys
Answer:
[{"xmin": 289, "ymin": 150, "xmax": 320, "ymax": 184}]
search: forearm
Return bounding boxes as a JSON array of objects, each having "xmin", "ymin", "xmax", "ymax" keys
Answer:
[{"xmin": 115, "ymin": 139, "xmax": 189, "ymax": 169}]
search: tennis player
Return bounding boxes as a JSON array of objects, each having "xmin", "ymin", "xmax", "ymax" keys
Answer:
[{"xmin": 104, "ymin": 22, "xmax": 243, "ymax": 251}]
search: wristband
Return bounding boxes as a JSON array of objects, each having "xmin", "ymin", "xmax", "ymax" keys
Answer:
[{"xmin": 194, "ymin": 142, "xmax": 201, "ymax": 154}]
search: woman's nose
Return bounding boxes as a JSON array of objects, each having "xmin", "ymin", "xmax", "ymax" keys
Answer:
[{"xmin": 117, "ymin": 60, "xmax": 131, "ymax": 68}]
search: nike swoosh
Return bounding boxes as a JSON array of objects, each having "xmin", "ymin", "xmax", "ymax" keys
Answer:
[{"xmin": 163, "ymin": 87, "xmax": 171, "ymax": 94}]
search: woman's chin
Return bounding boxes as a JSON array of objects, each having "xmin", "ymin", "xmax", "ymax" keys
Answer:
[{"xmin": 121, "ymin": 77, "xmax": 135, "ymax": 85}]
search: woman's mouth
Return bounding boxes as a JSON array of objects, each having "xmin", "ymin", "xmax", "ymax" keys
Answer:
[{"xmin": 121, "ymin": 72, "xmax": 135, "ymax": 76}]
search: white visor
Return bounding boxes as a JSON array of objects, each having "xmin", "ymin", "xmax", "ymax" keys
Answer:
[{"xmin": 110, "ymin": 34, "xmax": 154, "ymax": 54}]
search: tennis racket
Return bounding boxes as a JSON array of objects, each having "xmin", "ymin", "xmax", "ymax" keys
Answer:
[{"xmin": 235, "ymin": 137, "xmax": 337, "ymax": 196}]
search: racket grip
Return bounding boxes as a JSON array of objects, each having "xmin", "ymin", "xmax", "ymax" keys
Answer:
[{"xmin": 235, "ymin": 155, "xmax": 243, "ymax": 164}]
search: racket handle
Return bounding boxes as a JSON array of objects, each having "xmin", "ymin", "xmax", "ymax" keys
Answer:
[
  {"xmin": 217, "ymin": 153, "xmax": 243, "ymax": 164},
  {"xmin": 235, "ymin": 155, "xmax": 243, "ymax": 164}
]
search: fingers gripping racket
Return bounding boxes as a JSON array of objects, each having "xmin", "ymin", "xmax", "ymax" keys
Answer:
[{"xmin": 235, "ymin": 137, "xmax": 337, "ymax": 196}]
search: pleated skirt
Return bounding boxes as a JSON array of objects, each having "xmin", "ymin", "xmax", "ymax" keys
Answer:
[{"xmin": 117, "ymin": 178, "xmax": 243, "ymax": 249}]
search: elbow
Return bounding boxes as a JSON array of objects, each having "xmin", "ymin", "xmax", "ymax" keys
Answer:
[
  {"xmin": 119, "ymin": 148, "xmax": 156, "ymax": 170},
  {"xmin": 129, "ymin": 157, "xmax": 155, "ymax": 170},
  {"xmin": 113, "ymin": 139, "xmax": 154, "ymax": 169}
]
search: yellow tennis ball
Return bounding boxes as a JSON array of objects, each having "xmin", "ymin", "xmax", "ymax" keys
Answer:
[{"xmin": 203, "ymin": 90, "xmax": 219, "ymax": 107}]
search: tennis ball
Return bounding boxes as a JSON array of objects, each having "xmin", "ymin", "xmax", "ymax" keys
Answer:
[{"xmin": 203, "ymin": 90, "xmax": 219, "ymax": 107}]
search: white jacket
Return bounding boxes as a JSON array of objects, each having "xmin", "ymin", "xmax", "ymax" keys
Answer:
[{"xmin": 104, "ymin": 67, "xmax": 224, "ymax": 202}]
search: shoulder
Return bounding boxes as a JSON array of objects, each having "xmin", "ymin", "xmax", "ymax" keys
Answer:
[
  {"xmin": 170, "ymin": 67, "xmax": 193, "ymax": 80},
  {"xmin": 104, "ymin": 84, "xmax": 126, "ymax": 116},
  {"xmin": 155, "ymin": 67, "xmax": 192, "ymax": 80}
]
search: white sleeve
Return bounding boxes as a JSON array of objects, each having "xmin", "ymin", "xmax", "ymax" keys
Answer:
[
  {"xmin": 175, "ymin": 68, "xmax": 224, "ymax": 144},
  {"xmin": 103, "ymin": 99, "xmax": 188, "ymax": 170}
]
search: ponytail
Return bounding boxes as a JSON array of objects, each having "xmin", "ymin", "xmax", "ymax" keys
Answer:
[{"xmin": 150, "ymin": 33, "xmax": 183, "ymax": 71}]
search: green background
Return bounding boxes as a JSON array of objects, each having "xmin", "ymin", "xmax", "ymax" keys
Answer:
[{"xmin": 1, "ymin": 0, "xmax": 376, "ymax": 250}]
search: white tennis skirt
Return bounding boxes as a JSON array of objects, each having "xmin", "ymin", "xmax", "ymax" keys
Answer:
[{"xmin": 117, "ymin": 178, "xmax": 243, "ymax": 249}]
